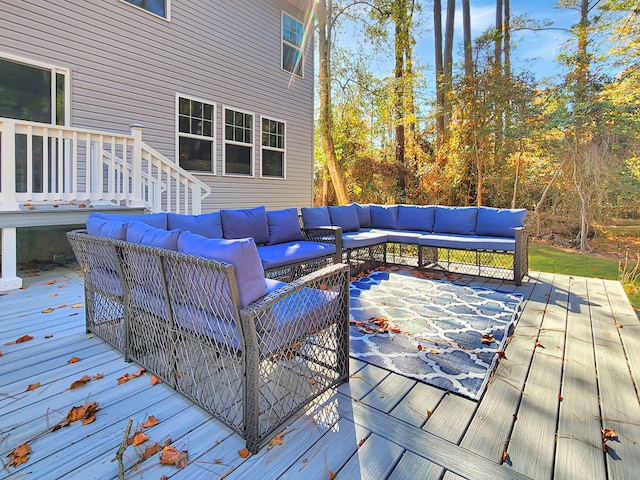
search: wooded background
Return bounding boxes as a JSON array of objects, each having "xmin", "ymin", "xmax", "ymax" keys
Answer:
[{"xmin": 313, "ymin": 0, "xmax": 640, "ymax": 251}]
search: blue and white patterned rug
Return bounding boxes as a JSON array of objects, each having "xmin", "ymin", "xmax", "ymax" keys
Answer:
[{"xmin": 349, "ymin": 268, "xmax": 524, "ymax": 401}]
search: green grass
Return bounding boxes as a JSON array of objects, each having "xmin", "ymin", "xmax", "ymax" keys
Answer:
[{"xmin": 529, "ymin": 243, "xmax": 620, "ymax": 280}]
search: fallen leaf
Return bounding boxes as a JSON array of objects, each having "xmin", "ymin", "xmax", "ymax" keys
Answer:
[
  {"xmin": 66, "ymin": 401, "xmax": 99, "ymax": 424},
  {"xmin": 557, "ymin": 393, "xmax": 563, "ymax": 401},
  {"xmin": 615, "ymin": 322, "xmax": 623, "ymax": 329},
  {"xmin": 69, "ymin": 375, "xmax": 92, "ymax": 390},
  {"xmin": 140, "ymin": 443, "xmax": 162, "ymax": 461},
  {"xmin": 268, "ymin": 433, "xmax": 284, "ymax": 447},
  {"xmin": 357, "ymin": 438, "xmax": 366, "ymax": 448},
  {"xmin": 44, "ymin": 334, "xmax": 53, "ymax": 339},
  {"xmin": 426, "ymin": 409, "xmax": 433, "ymax": 418},
  {"xmin": 68, "ymin": 356, "xmax": 81, "ymax": 364},
  {"xmin": 7, "ymin": 444, "xmax": 31, "ymax": 467},
  {"xmin": 15, "ymin": 334, "xmax": 34, "ymax": 344},
  {"xmin": 602, "ymin": 442, "xmax": 609, "ymax": 453},
  {"xmin": 26, "ymin": 382, "xmax": 41, "ymax": 392},
  {"xmin": 142, "ymin": 416, "xmax": 161, "ymax": 428},
  {"xmin": 49, "ymin": 293, "xmax": 58, "ymax": 297},
  {"xmin": 496, "ymin": 350, "xmax": 506, "ymax": 359},
  {"xmin": 0, "ymin": 351, "xmax": 3, "ymax": 357},
  {"xmin": 601, "ymin": 428, "xmax": 617, "ymax": 440},
  {"xmin": 535, "ymin": 341, "xmax": 543, "ymax": 348},
  {"xmin": 44, "ymin": 280, "xmax": 57, "ymax": 285},
  {"xmin": 213, "ymin": 458, "xmax": 223, "ymax": 464},
  {"xmin": 430, "ymin": 349, "xmax": 439, "ymax": 354},
  {"xmin": 117, "ymin": 373, "xmax": 132, "ymax": 385},
  {"xmin": 71, "ymin": 303, "xmax": 83, "ymax": 309},
  {"xmin": 42, "ymin": 307, "xmax": 55, "ymax": 313},
  {"xmin": 130, "ymin": 432, "xmax": 149, "ymax": 446},
  {"xmin": 238, "ymin": 448, "xmax": 250, "ymax": 458},
  {"xmin": 329, "ymin": 471, "xmax": 337, "ymax": 480},
  {"xmin": 417, "ymin": 344, "xmax": 424, "ymax": 351},
  {"xmin": 150, "ymin": 375, "xmax": 162, "ymax": 385},
  {"xmin": 502, "ymin": 449, "xmax": 509, "ymax": 464},
  {"xmin": 160, "ymin": 446, "xmax": 188, "ymax": 467},
  {"xmin": 308, "ymin": 379, "xmax": 317, "ymax": 385},
  {"xmin": 133, "ymin": 368, "xmax": 146, "ymax": 377},
  {"xmin": 480, "ymin": 334, "xmax": 495, "ymax": 344},
  {"xmin": 92, "ymin": 373, "xmax": 104, "ymax": 380}
]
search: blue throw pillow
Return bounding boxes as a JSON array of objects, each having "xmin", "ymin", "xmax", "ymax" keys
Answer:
[
  {"xmin": 370, "ymin": 205, "xmax": 399, "ymax": 229},
  {"xmin": 167, "ymin": 212, "xmax": 223, "ymax": 238},
  {"xmin": 178, "ymin": 231, "xmax": 267, "ymax": 307},
  {"xmin": 220, "ymin": 206, "xmax": 270, "ymax": 245},
  {"xmin": 475, "ymin": 207, "xmax": 527, "ymax": 238},
  {"xmin": 328, "ymin": 204, "xmax": 360, "ymax": 232},
  {"xmin": 126, "ymin": 221, "xmax": 180, "ymax": 250},
  {"xmin": 267, "ymin": 208, "xmax": 302, "ymax": 245},
  {"xmin": 433, "ymin": 206, "xmax": 478, "ymax": 235},
  {"xmin": 86, "ymin": 216, "xmax": 127, "ymax": 240},
  {"xmin": 397, "ymin": 205, "xmax": 436, "ymax": 232},
  {"xmin": 301, "ymin": 206, "xmax": 331, "ymax": 228},
  {"xmin": 91, "ymin": 212, "xmax": 168, "ymax": 229},
  {"xmin": 352, "ymin": 203, "xmax": 372, "ymax": 228}
]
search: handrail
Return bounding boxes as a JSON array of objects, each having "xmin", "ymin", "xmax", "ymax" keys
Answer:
[{"xmin": 0, "ymin": 117, "xmax": 211, "ymax": 214}]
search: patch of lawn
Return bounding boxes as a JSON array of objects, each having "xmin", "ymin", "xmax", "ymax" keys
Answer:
[{"xmin": 529, "ymin": 242, "xmax": 620, "ymax": 280}]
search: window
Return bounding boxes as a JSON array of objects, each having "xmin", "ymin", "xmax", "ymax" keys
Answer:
[
  {"xmin": 123, "ymin": 0, "xmax": 169, "ymax": 19},
  {"xmin": 177, "ymin": 96, "xmax": 215, "ymax": 173},
  {"xmin": 282, "ymin": 12, "xmax": 304, "ymax": 77},
  {"xmin": 224, "ymin": 107, "xmax": 254, "ymax": 176},
  {"xmin": 261, "ymin": 117, "xmax": 285, "ymax": 178}
]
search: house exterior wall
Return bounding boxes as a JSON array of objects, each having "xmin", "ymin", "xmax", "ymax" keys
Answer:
[{"xmin": 0, "ymin": 0, "xmax": 315, "ymax": 211}]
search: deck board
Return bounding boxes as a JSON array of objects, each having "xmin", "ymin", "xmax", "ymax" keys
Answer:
[{"xmin": 1, "ymin": 266, "xmax": 639, "ymax": 479}]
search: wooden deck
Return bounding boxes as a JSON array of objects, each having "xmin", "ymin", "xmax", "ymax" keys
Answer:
[{"xmin": 1, "ymin": 265, "xmax": 639, "ymax": 479}]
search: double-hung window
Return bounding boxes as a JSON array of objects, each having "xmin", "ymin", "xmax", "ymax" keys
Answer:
[
  {"xmin": 224, "ymin": 107, "xmax": 254, "ymax": 176},
  {"xmin": 282, "ymin": 12, "xmax": 304, "ymax": 77},
  {"xmin": 122, "ymin": 0, "xmax": 169, "ymax": 19},
  {"xmin": 261, "ymin": 117, "xmax": 286, "ymax": 178},
  {"xmin": 177, "ymin": 96, "xmax": 215, "ymax": 173}
]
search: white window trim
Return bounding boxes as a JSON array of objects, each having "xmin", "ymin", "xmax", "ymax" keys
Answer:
[
  {"xmin": 260, "ymin": 115, "xmax": 287, "ymax": 180},
  {"xmin": 175, "ymin": 93, "xmax": 217, "ymax": 175},
  {"xmin": 0, "ymin": 51, "xmax": 71, "ymax": 126},
  {"xmin": 281, "ymin": 11, "xmax": 305, "ymax": 79},
  {"xmin": 119, "ymin": 0, "xmax": 171, "ymax": 22},
  {"xmin": 222, "ymin": 105, "xmax": 255, "ymax": 178}
]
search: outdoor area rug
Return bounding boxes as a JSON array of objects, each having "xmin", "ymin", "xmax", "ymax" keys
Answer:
[{"xmin": 349, "ymin": 268, "xmax": 524, "ymax": 401}]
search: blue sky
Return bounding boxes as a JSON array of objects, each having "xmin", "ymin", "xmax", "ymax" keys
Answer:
[{"xmin": 334, "ymin": 0, "xmax": 581, "ymax": 81}]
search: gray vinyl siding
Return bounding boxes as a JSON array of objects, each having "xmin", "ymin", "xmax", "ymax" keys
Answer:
[{"xmin": 0, "ymin": 0, "xmax": 315, "ymax": 210}]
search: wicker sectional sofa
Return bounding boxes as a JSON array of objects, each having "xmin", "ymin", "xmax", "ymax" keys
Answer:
[
  {"xmin": 66, "ymin": 208, "xmax": 350, "ymax": 452},
  {"xmin": 301, "ymin": 203, "xmax": 529, "ymax": 285}
]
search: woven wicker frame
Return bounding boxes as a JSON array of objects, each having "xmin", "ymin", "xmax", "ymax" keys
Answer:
[{"xmin": 67, "ymin": 230, "xmax": 350, "ymax": 452}]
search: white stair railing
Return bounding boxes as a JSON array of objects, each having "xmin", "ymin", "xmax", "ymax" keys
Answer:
[{"xmin": 0, "ymin": 117, "xmax": 211, "ymax": 290}]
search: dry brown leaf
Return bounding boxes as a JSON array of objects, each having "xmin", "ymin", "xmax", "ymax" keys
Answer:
[
  {"xmin": 130, "ymin": 432, "xmax": 149, "ymax": 446},
  {"xmin": 430, "ymin": 349, "xmax": 439, "ymax": 354},
  {"xmin": 66, "ymin": 401, "xmax": 99, "ymax": 424},
  {"xmin": 142, "ymin": 416, "xmax": 161, "ymax": 428},
  {"xmin": 140, "ymin": 443, "xmax": 162, "ymax": 461},
  {"xmin": 268, "ymin": 433, "xmax": 284, "ymax": 447},
  {"xmin": 417, "ymin": 344, "xmax": 424, "ymax": 351},
  {"xmin": 0, "ymin": 351, "xmax": 3, "ymax": 357},
  {"xmin": 49, "ymin": 293, "xmax": 58, "ymax": 297},
  {"xmin": 92, "ymin": 373, "xmax": 104, "ymax": 380},
  {"xmin": 26, "ymin": 382, "xmax": 41, "ymax": 392},
  {"xmin": 71, "ymin": 303, "xmax": 83, "ymax": 309},
  {"xmin": 44, "ymin": 280, "xmax": 57, "ymax": 285},
  {"xmin": 329, "ymin": 471, "xmax": 337, "ymax": 480},
  {"xmin": 237, "ymin": 448, "xmax": 250, "ymax": 458},
  {"xmin": 15, "ymin": 334, "xmax": 34, "ymax": 344},
  {"xmin": 133, "ymin": 368, "xmax": 146, "ymax": 377},
  {"xmin": 42, "ymin": 307, "xmax": 55, "ymax": 313},
  {"xmin": 496, "ymin": 350, "xmax": 506, "ymax": 359},
  {"xmin": 426, "ymin": 409, "xmax": 433, "ymax": 418},
  {"xmin": 557, "ymin": 393, "xmax": 563, "ymax": 401},
  {"xmin": 615, "ymin": 322, "xmax": 623, "ymax": 329},
  {"xmin": 602, "ymin": 428, "xmax": 617, "ymax": 440},
  {"xmin": 68, "ymin": 356, "xmax": 81, "ymax": 364},
  {"xmin": 480, "ymin": 334, "xmax": 495, "ymax": 344},
  {"xmin": 160, "ymin": 446, "xmax": 188, "ymax": 467},
  {"xmin": 7, "ymin": 444, "xmax": 31, "ymax": 467},
  {"xmin": 150, "ymin": 375, "xmax": 162, "ymax": 385},
  {"xmin": 44, "ymin": 334, "xmax": 53, "ymax": 339},
  {"xmin": 69, "ymin": 375, "xmax": 91, "ymax": 390}
]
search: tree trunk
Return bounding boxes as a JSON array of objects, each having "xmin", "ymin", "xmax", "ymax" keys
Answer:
[
  {"xmin": 433, "ymin": 0, "xmax": 444, "ymax": 148},
  {"xmin": 462, "ymin": 0, "xmax": 472, "ymax": 80},
  {"xmin": 443, "ymin": 0, "xmax": 455, "ymax": 129},
  {"xmin": 394, "ymin": 0, "xmax": 407, "ymax": 201},
  {"xmin": 317, "ymin": 0, "xmax": 349, "ymax": 205},
  {"xmin": 511, "ymin": 150, "xmax": 520, "ymax": 209}
]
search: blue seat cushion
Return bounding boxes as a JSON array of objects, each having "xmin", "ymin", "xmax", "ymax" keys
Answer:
[
  {"xmin": 370, "ymin": 205, "xmax": 399, "ymax": 229},
  {"xmin": 266, "ymin": 208, "xmax": 303, "ymax": 245},
  {"xmin": 353, "ymin": 203, "xmax": 372, "ymax": 228},
  {"xmin": 475, "ymin": 207, "xmax": 527, "ymax": 238},
  {"xmin": 258, "ymin": 241, "xmax": 336, "ymax": 270},
  {"xmin": 178, "ymin": 231, "xmax": 267, "ymax": 307},
  {"xmin": 301, "ymin": 206, "xmax": 331, "ymax": 228},
  {"xmin": 342, "ymin": 230, "xmax": 388, "ymax": 249},
  {"xmin": 126, "ymin": 221, "xmax": 180, "ymax": 250},
  {"xmin": 433, "ymin": 206, "xmax": 478, "ymax": 235},
  {"xmin": 397, "ymin": 205, "xmax": 435, "ymax": 232},
  {"xmin": 328, "ymin": 204, "xmax": 360, "ymax": 232},
  {"xmin": 374, "ymin": 229, "xmax": 425, "ymax": 244},
  {"xmin": 220, "ymin": 206, "xmax": 270, "ymax": 245},
  {"xmin": 91, "ymin": 212, "xmax": 168, "ymax": 229},
  {"xmin": 86, "ymin": 216, "xmax": 127, "ymax": 240},
  {"xmin": 418, "ymin": 234, "xmax": 516, "ymax": 251},
  {"xmin": 167, "ymin": 212, "xmax": 222, "ymax": 238}
]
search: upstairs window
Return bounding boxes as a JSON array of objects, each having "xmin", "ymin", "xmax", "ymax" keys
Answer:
[
  {"xmin": 282, "ymin": 12, "xmax": 304, "ymax": 77},
  {"xmin": 177, "ymin": 96, "xmax": 215, "ymax": 173},
  {"xmin": 261, "ymin": 117, "xmax": 286, "ymax": 178},
  {"xmin": 123, "ymin": 0, "xmax": 169, "ymax": 19},
  {"xmin": 224, "ymin": 107, "xmax": 254, "ymax": 176}
]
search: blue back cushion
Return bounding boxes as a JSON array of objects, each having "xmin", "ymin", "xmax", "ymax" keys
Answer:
[
  {"xmin": 433, "ymin": 206, "xmax": 478, "ymax": 235},
  {"xmin": 220, "ymin": 206, "xmax": 270, "ymax": 245},
  {"xmin": 397, "ymin": 205, "xmax": 435, "ymax": 232},
  {"xmin": 126, "ymin": 221, "xmax": 180, "ymax": 250},
  {"xmin": 167, "ymin": 212, "xmax": 222, "ymax": 238},
  {"xmin": 91, "ymin": 212, "xmax": 168, "ymax": 229},
  {"xmin": 178, "ymin": 231, "xmax": 267, "ymax": 308},
  {"xmin": 353, "ymin": 203, "xmax": 372, "ymax": 228},
  {"xmin": 370, "ymin": 205, "xmax": 399, "ymax": 229},
  {"xmin": 475, "ymin": 207, "xmax": 527, "ymax": 238},
  {"xmin": 266, "ymin": 208, "xmax": 302, "ymax": 245},
  {"xmin": 86, "ymin": 216, "xmax": 127, "ymax": 240},
  {"xmin": 301, "ymin": 206, "xmax": 331, "ymax": 228},
  {"xmin": 328, "ymin": 204, "xmax": 360, "ymax": 232}
]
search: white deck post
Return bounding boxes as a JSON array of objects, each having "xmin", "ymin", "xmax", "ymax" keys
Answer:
[
  {"xmin": 129, "ymin": 123, "xmax": 146, "ymax": 208},
  {"xmin": 0, "ymin": 119, "xmax": 22, "ymax": 290},
  {"xmin": 0, "ymin": 227, "xmax": 21, "ymax": 291}
]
